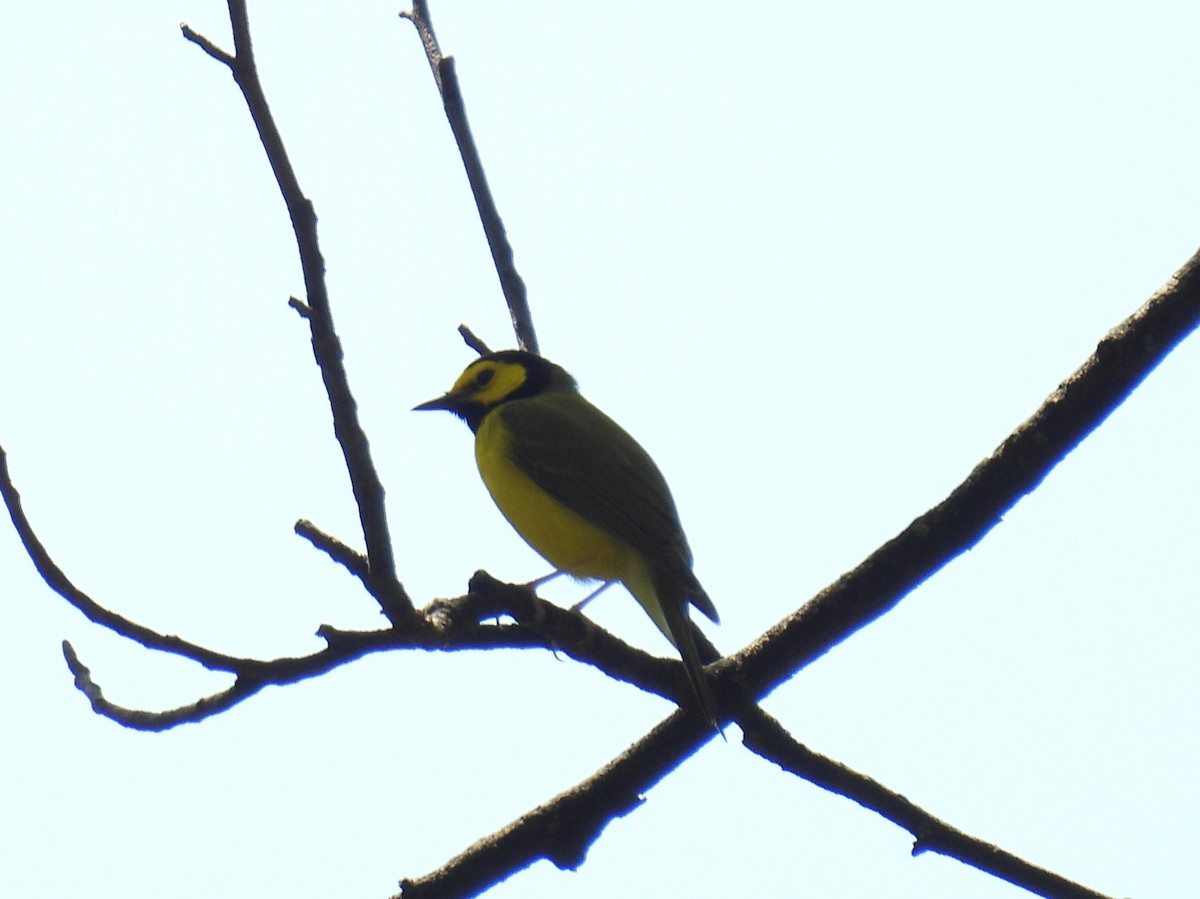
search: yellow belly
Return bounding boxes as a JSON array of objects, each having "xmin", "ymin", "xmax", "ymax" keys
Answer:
[
  {"xmin": 474, "ymin": 409, "xmax": 674, "ymax": 641},
  {"xmin": 474, "ymin": 412, "xmax": 631, "ymax": 583}
]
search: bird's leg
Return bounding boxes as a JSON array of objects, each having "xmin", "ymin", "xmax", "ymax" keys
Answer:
[
  {"xmin": 525, "ymin": 568, "xmax": 572, "ymax": 589},
  {"xmin": 524, "ymin": 556, "xmax": 599, "ymax": 590},
  {"xmin": 523, "ymin": 560, "xmax": 613, "ymax": 611},
  {"xmin": 571, "ymin": 580, "xmax": 615, "ymax": 612}
]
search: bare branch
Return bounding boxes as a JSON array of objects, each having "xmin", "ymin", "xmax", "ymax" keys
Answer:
[
  {"xmin": 183, "ymin": 1, "xmax": 413, "ymax": 625},
  {"xmin": 397, "ymin": 711, "xmax": 708, "ymax": 899},
  {"xmin": 723, "ymin": 246, "xmax": 1200, "ymax": 704},
  {"xmin": 288, "ymin": 295, "xmax": 312, "ymax": 318},
  {"xmin": 398, "ymin": 0, "xmax": 441, "ymax": 90},
  {"xmin": 179, "ymin": 22, "xmax": 234, "ymax": 65},
  {"xmin": 400, "ymin": 701, "xmax": 1121, "ymax": 899},
  {"xmin": 4, "ymin": 399, "xmax": 694, "ymax": 728},
  {"xmin": 740, "ymin": 707, "xmax": 1119, "ymax": 899},
  {"xmin": 53, "ymin": 621, "xmax": 402, "ymax": 730},
  {"xmin": 1, "ymin": 446, "xmax": 247, "ymax": 672},
  {"xmin": 294, "ymin": 519, "xmax": 370, "ymax": 583},
  {"xmin": 457, "ymin": 323, "xmax": 492, "ymax": 355},
  {"xmin": 400, "ymin": 6, "xmax": 538, "ymax": 354},
  {"xmin": 18, "ymin": 559, "xmax": 687, "ymax": 731},
  {"xmin": 63, "ymin": 641, "xmax": 260, "ymax": 731}
]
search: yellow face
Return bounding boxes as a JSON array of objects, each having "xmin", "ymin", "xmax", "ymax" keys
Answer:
[
  {"xmin": 414, "ymin": 353, "xmax": 547, "ymax": 433},
  {"xmin": 445, "ymin": 358, "xmax": 529, "ymax": 408}
]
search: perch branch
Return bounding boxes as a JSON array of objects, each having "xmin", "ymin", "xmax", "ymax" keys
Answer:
[{"xmin": 3, "ymin": 541, "xmax": 691, "ymax": 729}]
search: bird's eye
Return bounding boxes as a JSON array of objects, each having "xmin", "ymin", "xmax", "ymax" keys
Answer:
[{"xmin": 474, "ymin": 368, "xmax": 495, "ymax": 388}]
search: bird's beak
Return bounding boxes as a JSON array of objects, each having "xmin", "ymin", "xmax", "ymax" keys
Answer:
[{"xmin": 413, "ymin": 393, "xmax": 456, "ymax": 412}]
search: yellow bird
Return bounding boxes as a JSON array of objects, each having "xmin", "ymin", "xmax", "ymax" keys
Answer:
[{"xmin": 415, "ymin": 350, "xmax": 721, "ymax": 729}]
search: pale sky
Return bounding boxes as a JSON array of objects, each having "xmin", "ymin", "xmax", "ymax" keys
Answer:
[{"xmin": 3, "ymin": 3, "xmax": 1198, "ymax": 898}]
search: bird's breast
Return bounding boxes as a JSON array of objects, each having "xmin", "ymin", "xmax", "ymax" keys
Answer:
[{"xmin": 474, "ymin": 409, "xmax": 631, "ymax": 582}]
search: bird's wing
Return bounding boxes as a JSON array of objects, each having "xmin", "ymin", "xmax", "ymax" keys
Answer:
[{"xmin": 498, "ymin": 393, "xmax": 718, "ymax": 622}]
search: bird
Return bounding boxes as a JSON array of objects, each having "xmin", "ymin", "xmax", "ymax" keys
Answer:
[{"xmin": 414, "ymin": 349, "xmax": 721, "ymax": 730}]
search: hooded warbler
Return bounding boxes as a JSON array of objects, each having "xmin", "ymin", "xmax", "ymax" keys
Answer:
[{"xmin": 415, "ymin": 350, "xmax": 721, "ymax": 729}]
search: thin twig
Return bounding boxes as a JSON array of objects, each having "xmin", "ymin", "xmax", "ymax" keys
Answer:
[
  {"xmin": 739, "ymin": 707, "xmax": 1119, "ymax": 899},
  {"xmin": 398, "ymin": 0, "xmax": 441, "ymax": 90},
  {"xmin": 400, "ymin": 5, "xmax": 538, "ymax": 354},
  {"xmin": 294, "ymin": 519, "xmax": 370, "ymax": 583},
  {"xmin": 288, "ymin": 295, "xmax": 312, "ymax": 318},
  {"xmin": 457, "ymin": 323, "xmax": 492, "ymax": 355},
  {"xmin": 180, "ymin": 23, "xmax": 234, "ymax": 65},
  {"xmin": 0, "ymin": 446, "xmax": 247, "ymax": 672},
  {"xmin": 182, "ymin": 2, "xmax": 414, "ymax": 625},
  {"xmin": 63, "ymin": 640, "xmax": 260, "ymax": 731}
]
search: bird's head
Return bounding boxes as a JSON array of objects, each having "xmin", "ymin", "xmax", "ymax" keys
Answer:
[{"xmin": 414, "ymin": 350, "xmax": 576, "ymax": 432}]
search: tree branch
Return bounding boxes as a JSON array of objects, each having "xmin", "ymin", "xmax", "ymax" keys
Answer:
[
  {"xmin": 1, "ymin": 446, "xmax": 247, "ymax": 672},
  {"xmin": 723, "ymin": 245, "xmax": 1200, "ymax": 704},
  {"xmin": 401, "ymin": 701, "xmax": 1120, "ymax": 899},
  {"xmin": 400, "ymin": 2, "xmax": 539, "ymax": 354},
  {"xmin": 3, "ymin": 397, "xmax": 699, "ymax": 724},
  {"xmin": 62, "ymin": 640, "xmax": 262, "ymax": 731},
  {"xmin": 183, "ymin": 1, "xmax": 413, "ymax": 625},
  {"xmin": 294, "ymin": 518, "xmax": 370, "ymax": 584},
  {"xmin": 457, "ymin": 323, "xmax": 492, "ymax": 355},
  {"xmin": 0, "ymin": 534, "xmax": 691, "ymax": 729},
  {"xmin": 396, "ymin": 711, "xmax": 709, "ymax": 899},
  {"xmin": 739, "ymin": 707, "xmax": 1118, "ymax": 899}
]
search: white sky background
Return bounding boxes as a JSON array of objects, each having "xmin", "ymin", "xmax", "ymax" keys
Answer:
[{"xmin": 2, "ymin": 2, "xmax": 1198, "ymax": 897}]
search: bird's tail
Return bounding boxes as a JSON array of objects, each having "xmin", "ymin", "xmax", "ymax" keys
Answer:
[{"xmin": 658, "ymin": 582, "xmax": 723, "ymax": 735}]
